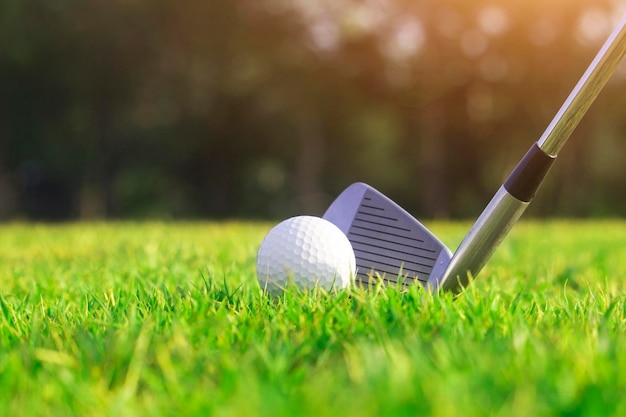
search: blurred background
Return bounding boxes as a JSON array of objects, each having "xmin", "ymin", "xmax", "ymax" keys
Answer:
[{"xmin": 1, "ymin": 0, "xmax": 625, "ymax": 221}]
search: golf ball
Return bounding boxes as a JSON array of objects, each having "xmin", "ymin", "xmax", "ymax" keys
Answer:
[{"xmin": 256, "ymin": 216, "xmax": 356, "ymax": 294}]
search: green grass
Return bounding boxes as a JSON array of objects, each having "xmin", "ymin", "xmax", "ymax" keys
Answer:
[{"xmin": 1, "ymin": 221, "xmax": 626, "ymax": 416}]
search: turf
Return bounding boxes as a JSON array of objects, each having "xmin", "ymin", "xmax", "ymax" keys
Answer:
[{"xmin": 1, "ymin": 221, "xmax": 626, "ymax": 416}]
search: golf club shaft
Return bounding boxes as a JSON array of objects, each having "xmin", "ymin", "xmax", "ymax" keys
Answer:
[
  {"xmin": 539, "ymin": 14, "xmax": 626, "ymax": 156},
  {"xmin": 436, "ymin": 15, "xmax": 626, "ymax": 293}
]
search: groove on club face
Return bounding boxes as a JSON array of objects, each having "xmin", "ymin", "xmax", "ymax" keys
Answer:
[{"xmin": 323, "ymin": 183, "xmax": 452, "ymax": 285}]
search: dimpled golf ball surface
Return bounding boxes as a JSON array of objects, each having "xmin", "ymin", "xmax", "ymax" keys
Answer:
[{"xmin": 256, "ymin": 216, "xmax": 356, "ymax": 294}]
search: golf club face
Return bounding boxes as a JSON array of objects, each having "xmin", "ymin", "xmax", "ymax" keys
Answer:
[{"xmin": 323, "ymin": 182, "xmax": 452, "ymax": 286}]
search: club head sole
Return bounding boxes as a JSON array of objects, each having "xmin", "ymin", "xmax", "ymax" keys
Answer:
[{"xmin": 323, "ymin": 183, "xmax": 452, "ymax": 287}]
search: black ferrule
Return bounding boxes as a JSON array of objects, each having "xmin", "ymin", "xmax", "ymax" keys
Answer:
[{"xmin": 503, "ymin": 143, "xmax": 556, "ymax": 202}]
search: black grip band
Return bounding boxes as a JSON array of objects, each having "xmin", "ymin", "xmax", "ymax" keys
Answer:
[{"xmin": 503, "ymin": 143, "xmax": 556, "ymax": 202}]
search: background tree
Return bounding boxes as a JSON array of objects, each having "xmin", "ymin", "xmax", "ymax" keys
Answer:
[{"xmin": 0, "ymin": 0, "xmax": 624, "ymax": 220}]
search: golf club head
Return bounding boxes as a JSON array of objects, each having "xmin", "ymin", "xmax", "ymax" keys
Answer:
[
  {"xmin": 323, "ymin": 182, "xmax": 452, "ymax": 287},
  {"xmin": 322, "ymin": 16, "xmax": 626, "ymax": 293}
]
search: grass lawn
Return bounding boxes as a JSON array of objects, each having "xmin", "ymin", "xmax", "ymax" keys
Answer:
[{"xmin": 1, "ymin": 221, "xmax": 626, "ymax": 416}]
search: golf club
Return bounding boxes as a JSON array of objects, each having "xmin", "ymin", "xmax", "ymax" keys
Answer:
[{"xmin": 323, "ymin": 14, "xmax": 626, "ymax": 293}]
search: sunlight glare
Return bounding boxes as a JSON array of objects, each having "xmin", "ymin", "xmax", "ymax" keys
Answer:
[
  {"xmin": 577, "ymin": 9, "xmax": 611, "ymax": 44},
  {"xmin": 349, "ymin": 2, "xmax": 387, "ymax": 34},
  {"xmin": 310, "ymin": 17, "xmax": 340, "ymax": 52},
  {"xmin": 478, "ymin": 6, "xmax": 509, "ymax": 36},
  {"xmin": 385, "ymin": 17, "xmax": 426, "ymax": 61}
]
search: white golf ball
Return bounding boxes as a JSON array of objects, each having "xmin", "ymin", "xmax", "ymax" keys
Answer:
[{"xmin": 256, "ymin": 216, "xmax": 356, "ymax": 294}]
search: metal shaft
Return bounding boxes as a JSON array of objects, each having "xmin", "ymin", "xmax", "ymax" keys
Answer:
[
  {"xmin": 434, "ymin": 15, "xmax": 626, "ymax": 293},
  {"xmin": 539, "ymin": 14, "xmax": 626, "ymax": 156}
]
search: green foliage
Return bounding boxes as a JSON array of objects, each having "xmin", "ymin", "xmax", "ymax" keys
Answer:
[
  {"xmin": 1, "ymin": 1, "xmax": 625, "ymax": 220},
  {"xmin": 1, "ymin": 221, "xmax": 626, "ymax": 416}
]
